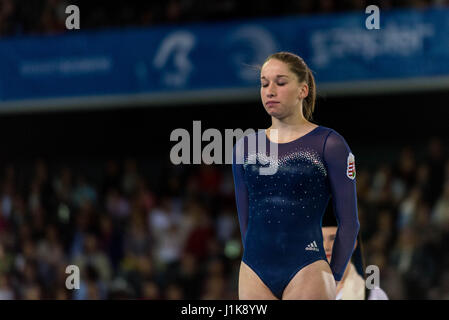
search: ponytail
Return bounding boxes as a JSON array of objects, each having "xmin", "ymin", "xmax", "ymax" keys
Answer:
[{"xmin": 303, "ymin": 68, "xmax": 316, "ymax": 121}]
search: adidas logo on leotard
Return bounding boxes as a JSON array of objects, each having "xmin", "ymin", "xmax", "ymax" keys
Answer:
[{"xmin": 305, "ymin": 241, "xmax": 319, "ymax": 252}]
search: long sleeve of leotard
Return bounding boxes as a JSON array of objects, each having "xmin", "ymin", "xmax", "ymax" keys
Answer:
[
  {"xmin": 323, "ymin": 130, "xmax": 360, "ymax": 281},
  {"xmin": 232, "ymin": 137, "xmax": 249, "ymax": 249}
]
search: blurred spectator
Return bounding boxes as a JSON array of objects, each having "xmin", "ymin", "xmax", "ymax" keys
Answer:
[
  {"xmin": 432, "ymin": 181, "xmax": 449, "ymax": 226},
  {"xmin": 397, "ymin": 187, "xmax": 422, "ymax": 229},
  {"xmin": 318, "ymin": 0, "xmax": 337, "ymax": 13},
  {"xmin": 183, "ymin": 202, "xmax": 215, "ymax": 262},
  {"xmin": 22, "ymin": 283, "xmax": 42, "ymax": 300},
  {"xmin": 215, "ymin": 207, "xmax": 238, "ymax": 243},
  {"xmin": 171, "ymin": 252, "xmax": 203, "ymax": 299},
  {"xmin": 122, "ymin": 158, "xmax": 140, "ymax": 197},
  {"xmin": 53, "ymin": 166, "xmax": 73, "ymax": 204},
  {"xmin": 0, "ymin": 274, "xmax": 14, "ymax": 299},
  {"xmin": 426, "ymin": 137, "xmax": 446, "ymax": 205},
  {"xmin": 148, "ymin": 196, "xmax": 185, "ymax": 266},
  {"xmin": 1, "ymin": 0, "xmax": 446, "ymax": 38},
  {"xmin": 72, "ymin": 233, "xmax": 112, "ymax": 283},
  {"xmin": 394, "ymin": 147, "xmax": 417, "ymax": 190},
  {"xmin": 101, "ymin": 160, "xmax": 121, "ymax": 196},
  {"xmin": 106, "ymin": 188, "xmax": 130, "ymax": 220},
  {"xmin": 141, "ymin": 280, "xmax": 161, "ymax": 299},
  {"xmin": 71, "ymin": 175, "xmax": 97, "ymax": 209}
]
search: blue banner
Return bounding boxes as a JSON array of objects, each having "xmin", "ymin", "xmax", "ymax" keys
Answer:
[{"xmin": 0, "ymin": 8, "xmax": 448, "ymax": 111}]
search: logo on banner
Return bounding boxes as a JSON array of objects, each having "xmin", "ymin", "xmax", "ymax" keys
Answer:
[
  {"xmin": 347, "ymin": 152, "xmax": 356, "ymax": 180},
  {"xmin": 153, "ymin": 31, "xmax": 196, "ymax": 87}
]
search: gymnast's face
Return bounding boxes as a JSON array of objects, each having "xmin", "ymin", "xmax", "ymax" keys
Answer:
[
  {"xmin": 323, "ymin": 226, "xmax": 358, "ymax": 264},
  {"xmin": 322, "ymin": 226, "xmax": 337, "ymax": 263},
  {"xmin": 260, "ymin": 59, "xmax": 307, "ymax": 119}
]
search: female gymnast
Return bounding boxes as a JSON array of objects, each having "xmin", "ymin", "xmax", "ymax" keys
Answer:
[{"xmin": 232, "ymin": 52, "xmax": 360, "ymax": 300}]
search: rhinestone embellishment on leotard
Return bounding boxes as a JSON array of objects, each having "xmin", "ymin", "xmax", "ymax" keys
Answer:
[{"xmin": 244, "ymin": 147, "xmax": 327, "ymax": 177}]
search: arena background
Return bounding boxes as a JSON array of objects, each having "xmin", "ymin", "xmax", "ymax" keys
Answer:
[{"xmin": 0, "ymin": 0, "xmax": 448, "ymax": 300}]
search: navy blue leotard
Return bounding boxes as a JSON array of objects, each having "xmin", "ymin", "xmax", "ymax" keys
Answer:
[{"xmin": 232, "ymin": 125, "xmax": 360, "ymax": 299}]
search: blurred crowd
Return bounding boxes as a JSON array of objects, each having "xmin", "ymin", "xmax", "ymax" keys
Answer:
[
  {"xmin": 0, "ymin": 135, "xmax": 448, "ymax": 299},
  {"xmin": 1, "ymin": 0, "xmax": 449, "ymax": 37},
  {"xmin": 357, "ymin": 137, "xmax": 449, "ymax": 299}
]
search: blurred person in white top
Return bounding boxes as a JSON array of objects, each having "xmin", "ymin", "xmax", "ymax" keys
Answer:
[
  {"xmin": 432, "ymin": 181, "xmax": 449, "ymax": 226},
  {"xmin": 322, "ymin": 205, "xmax": 389, "ymax": 300}
]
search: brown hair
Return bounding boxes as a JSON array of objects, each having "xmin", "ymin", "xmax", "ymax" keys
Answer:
[{"xmin": 263, "ymin": 52, "xmax": 316, "ymax": 121}]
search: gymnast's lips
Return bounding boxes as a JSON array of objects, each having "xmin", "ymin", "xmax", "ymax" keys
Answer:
[{"xmin": 266, "ymin": 101, "xmax": 280, "ymax": 107}]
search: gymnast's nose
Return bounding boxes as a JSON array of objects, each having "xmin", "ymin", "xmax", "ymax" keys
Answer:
[{"xmin": 266, "ymin": 83, "xmax": 277, "ymax": 98}]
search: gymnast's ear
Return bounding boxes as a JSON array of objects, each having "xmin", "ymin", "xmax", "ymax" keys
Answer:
[{"xmin": 299, "ymin": 82, "xmax": 309, "ymax": 100}]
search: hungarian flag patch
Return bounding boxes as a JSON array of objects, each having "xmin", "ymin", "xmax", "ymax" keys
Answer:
[{"xmin": 346, "ymin": 152, "xmax": 356, "ymax": 180}]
